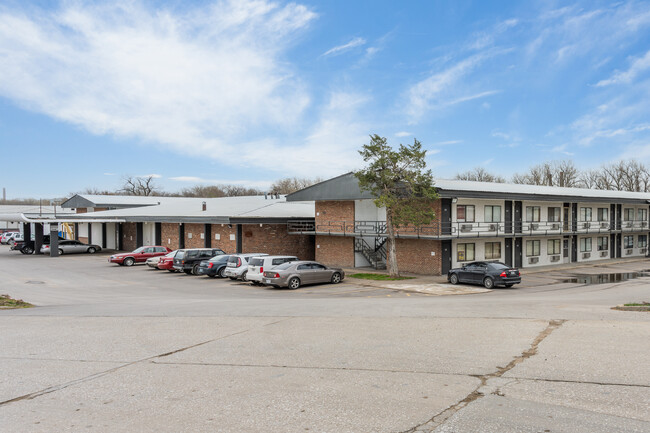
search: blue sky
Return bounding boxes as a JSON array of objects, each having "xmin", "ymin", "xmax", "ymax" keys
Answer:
[{"xmin": 1, "ymin": 0, "xmax": 650, "ymax": 198}]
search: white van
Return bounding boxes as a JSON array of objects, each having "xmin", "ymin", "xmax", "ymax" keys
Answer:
[
  {"xmin": 223, "ymin": 253, "xmax": 268, "ymax": 281},
  {"xmin": 247, "ymin": 255, "xmax": 299, "ymax": 284}
]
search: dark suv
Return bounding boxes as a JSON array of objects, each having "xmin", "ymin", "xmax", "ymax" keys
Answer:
[
  {"xmin": 173, "ymin": 248, "xmax": 226, "ymax": 275},
  {"xmin": 12, "ymin": 234, "xmax": 65, "ymax": 254}
]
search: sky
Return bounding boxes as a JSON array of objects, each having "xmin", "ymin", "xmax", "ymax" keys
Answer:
[{"xmin": 1, "ymin": 0, "xmax": 650, "ymax": 198}]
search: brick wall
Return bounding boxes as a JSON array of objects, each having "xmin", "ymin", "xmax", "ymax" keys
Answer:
[
  {"xmin": 211, "ymin": 224, "xmax": 238, "ymax": 254},
  {"xmin": 395, "ymin": 238, "xmax": 442, "ymax": 275},
  {"xmin": 184, "ymin": 223, "xmax": 206, "ymax": 249},
  {"xmin": 315, "ymin": 235, "xmax": 354, "ymax": 268},
  {"xmin": 161, "ymin": 223, "xmax": 181, "ymax": 249},
  {"xmin": 315, "ymin": 201, "xmax": 355, "ymax": 232},
  {"xmin": 122, "ymin": 222, "xmax": 137, "ymax": 251},
  {"xmin": 242, "ymin": 224, "xmax": 315, "ymax": 260}
]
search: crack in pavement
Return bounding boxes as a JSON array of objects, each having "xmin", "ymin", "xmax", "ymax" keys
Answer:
[
  {"xmin": 0, "ymin": 317, "xmax": 292, "ymax": 407},
  {"xmin": 400, "ymin": 319, "xmax": 567, "ymax": 433}
]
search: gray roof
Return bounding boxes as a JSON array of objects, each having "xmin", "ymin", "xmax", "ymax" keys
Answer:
[
  {"xmin": 61, "ymin": 194, "xmax": 173, "ymax": 209},
  {"xmin": 287, "ymin": 172, "xmax": 650, "ymax": 204}
]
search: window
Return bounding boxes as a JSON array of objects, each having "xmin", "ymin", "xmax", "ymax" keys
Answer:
[
  {"xmin": 639, "ymin": 235, "xmax": 647, "ymax": 248},
  {"xmin": 484, "ymin": 242, "xmax": 501, "ymax": 259},
  {"xmin": 624, "ymin": 235, "xmax": 634, "ymax": 249},
  {"xmin": 526, "ymin": 207, "xmax": 541, "ymax": 222},
  {"xmin": 597, "ymin": 208, "xmax": 609, "ymax": 221},
  {"xmin": 579, "ymin": 238, "xmax": 592, "ymax": 252},
  {"xmin": 580, "ymin": 207, "xmax": 592, "ymax": 222},
  {"xmin": 484, "ymin": 206, "xmax": 501, "ymax": 223},
  {"xmin": 547, "ymin": 239, "xmax": 561, "ymax": 255},
  {"xmin": 526, "ymin": 240, "xmax": 540, "ymax": 256},
  {"xmin": 457, "ymin": 243, "xmax": 475, "ymax": 261},
  {"xmin": 156, "ymin": 247, "xmax": 167, "ymax": 253},
  {"xmin": 638, "ymin": 209, "xmax": 648, "ymax": 222},
  {"xmin": 547, "ymin": 207, "xmax": 561, "ymax": 222},
  {"xmin": 624, "ymin": 208, "xmax": 635, "ymax": 221},
  {"xmin": 597, "ymin": 236, "xmax": 608, "ymax": 251},
  {"xmin": 457, "ymin": 205, "xmax": 475, "ymax": 222}
]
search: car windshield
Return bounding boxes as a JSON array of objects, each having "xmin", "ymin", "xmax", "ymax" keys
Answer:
[
  {"xmin": 209, "ymin": 255, "xmax": 230, "ymax": 263},
  {"xmin": 249, "ymin": 258, "xmax": 264, "ymax": 266},
  {"xmin": 175, "ymin": 251, "xmax": 185, "ymax": 259},
  {"xmin": 488, "ymin": 263, "xmax": 509, "ymax": 270},
  {"xmin": 132, "ymin": 247, "xmax": 146, "ymax": 253},
  {"xmin": 164, "ymin": 251, "xmax": 176, "ymax": 258},
  {"xmin": 273, "ymin": 262, "xmax": 295, "ymax": 270}
]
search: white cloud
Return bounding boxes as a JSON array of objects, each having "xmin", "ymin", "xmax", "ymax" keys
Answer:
[
  {"xmin": 431, "ymin": 140, "xmax": 462, "ymax": 146},
  {"xmin": 0, "ymin": 0, "xmax": 316, "ymax": 159},
  {"xmin": 596, "ymin": 50, "xmax": 650, "ymax": 86},
  {"xmin": 395, "ymin": 131, "xmax": 412, "ymax": 137},
  {"xmin": 322, "ymin": 37, "xmax": 366, "ymax": 57},
  {"xmin": 138, "ymin": 174, "xmax": 162, "ymax": 179},
  {"xmin": 103, "ymin": 172, "xmax": 116, "ymax": 176}
]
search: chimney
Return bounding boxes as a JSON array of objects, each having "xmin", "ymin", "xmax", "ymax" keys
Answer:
[{"xmin": 202, "ymin": 201, "xmax": 207, "ymax": 211}]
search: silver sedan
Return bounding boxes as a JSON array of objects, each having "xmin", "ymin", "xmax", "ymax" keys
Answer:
[
  {"xmin": 262, "ymin": 260, "xmax": 344, "ymax": 289},
  {"xmin": 40, "ymin": 240, "xmax": 102, "ymax": 255}
]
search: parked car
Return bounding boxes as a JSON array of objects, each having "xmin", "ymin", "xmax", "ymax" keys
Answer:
[
  {"xmin": 173, "ymin": 248, "xmax": 226, "ymax": 275},
  {"xmin": 12, "ymin": 234, "xmax": 64, "ymax": 254},
  {"xmin": 262, "ymin": 261, "xmax": 344, "ymax": 289},
  {"xmin": 447, "ymin": 261, "xmax": 521, "ymax": 288},
  {"xmin": 146, "ymin": 256, "xmax": 163, "ymax": 268},
  {"xmin": 1, "ymin": 232, "xmax": 19, "ymax": 244},
  {"xmin": 158, "ymin": 250, "xmax": 183, "ymax": 272},
  {"xmin": 40, "ymin": 240, "xmax": 101, "ymax": 255},
  {"xmin": 196, "ymin": 254, "xmax": 233, "ymax": 278},
  {"xmin": 247, "ymin": 255, "xmax": 298, "ymax": 285},
  {"xmin": 223, "ymin": 253, "xmax": 268, "ymax": 281},
  {"xmin": 108, "ymin": 246, "xmax": 171, "ymax": 266}
]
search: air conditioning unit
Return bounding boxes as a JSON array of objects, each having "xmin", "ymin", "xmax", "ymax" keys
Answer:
[
  {"xmin": 550, "ymin": 255, "xmax": 560, "ymax": 262},
  {"xmin": 460, "ymin": 224, "xmax": 473, "ymax": 232},
  {"xmin": 488, "ymin": 224, "xmax": 497, "ymax": 232},
  {"xmin": 528, "ymin": 257, "xmax": 539, "ymax": 264},
  {"xmin": 642, "ymin": 222, "xmax": 648, "ymax": 228},
  {"xmin": 600, "ymin": 222, "xmax": 609, "ymax": 229},
  {"xmin": 641, "ymin": 248, "xmax": 647, "ymax": 254},
  {"xmin": 528, "ymin": 223, "xmax": 539, "ymax": 230},
  {"xmin": 550, "ymin": 223, "xmax": 560, "ymax": 230},
  {"xmin": 625, "ymin": 222, "xmax": 633, "ymax": 228},
  {"xmin": 600, "ymin": 251, "xmax": 608, "ymax": 257},
  {"xmin": 582, "ymin": 252, "xmax": 591, "ymax": 259},
  {"xmin": 582, "ymin": 222, "xmax": 591, "ymax": 229},
  {"xmin": 626, "ymin": 249, "xmax": 633, "ymax": 255}
]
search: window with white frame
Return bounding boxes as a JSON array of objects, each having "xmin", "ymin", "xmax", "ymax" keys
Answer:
[
  {"xmin": 548, "ymin": 207, "xmax": 561, "ymax": 222},
  {"xmin": 457, "ymin": 205, "xmax": 475, "ymax": 223},
  {"xmin": 457, "ymin": 243, "xmax": 475, "ymax": 261},
  {"xmin": 639, "ymin": 235, "xmax": 647, "ymax": 248},
  {"xmin": 526, "ymin": 240, "xmax": 540, "ymax": 256},
  {"xmin": 624, "ymin": 235, "xmax": 634, "ymax": 249},
  {"xmin": 526, "ymin": 206, "xmax": 541, "ymax": 222},
  {"xmin": 580, "ymin": 207, "xmax": 592, "ymax": 221},
  {"xmin": 638, "ymin": 208, "xmax": 648, "ymax": 222},
  {"xmin": 484, "ymin": 205, "xmax": 501, "ymax": 223},
  {"xmin": 597, "ymin": 236, "xmax": 608, "ymax": 251},
  {"xmin": 624, "ymin": 208, "xmax": 635, "ymax": 221},
  {"xmin": 580, "ymin": 238, "xmax": 592, "ymax": 252},
  {"xmin": 597, "ymin": 208, "xmax": 609, "ymax": 221},
  {"xmin": 484, "ymin": 242, "xmax": 501, "ymax": 259},
  {"xmin": 547, "ymin": 239, "xmax": 561, "ymax": 255}
]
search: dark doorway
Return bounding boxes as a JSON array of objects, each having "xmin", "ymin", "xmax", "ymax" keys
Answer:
[
  {"xmin": 571, "ymin": 235, "xmax": 578, "ymax": 262},
  {"xmin": 504, "ymin": 201, "xmax": 512, "ymax": 234},
  {"xmin": 441, "ymin": 199, "xmax": 452, "ymax": 235},
  {"xmin": 136, "ymin": 223, "xmax": 143, "ymax": 247},
  {"xmin": 514, "ymin": 237, "xmax": 522, "ymax": 268},
  {"xmin": 504, "ymin": 237, "xmax": 513, "ymax": 267},
  {"xmin": 441, "ymin": 240, "xmax": 452, "ymax": 274},
  {"xmin": 514, "ymin": 201, "xmax": 522, "ymax": 234},
  {"xmin": 155, "ymin": 222, "xmax": 162, "ymax": 246}
]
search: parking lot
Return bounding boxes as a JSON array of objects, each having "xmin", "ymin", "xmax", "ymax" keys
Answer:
[{"xmin": 1, "ymin": 246, "xmax": 649, "ymax": 433}]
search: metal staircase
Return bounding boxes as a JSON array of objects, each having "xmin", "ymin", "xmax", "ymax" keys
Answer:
[{"xmin": 354, "ymin": 238, "xmax": 387, "ymax": 270}]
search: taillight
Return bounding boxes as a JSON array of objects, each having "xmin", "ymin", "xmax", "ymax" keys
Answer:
[
  {"xmin": 237, "ymin": 258, "xmax": 241, "ymax": 267},
  {"xmin": 260, "ymin": 267, "xmax": 263, "ymax": 274},
  {"xmin": 499, "ymin": 271, "xmax": 507, "ymax": 277},
  {"xmin": 208, "ymin": 263, "xmax": 213, "ymax": 269}
]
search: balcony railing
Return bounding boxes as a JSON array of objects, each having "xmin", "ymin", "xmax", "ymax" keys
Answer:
[{"xmin": 287, "ymin": 219, "xmax": 650, "ymax": 238}]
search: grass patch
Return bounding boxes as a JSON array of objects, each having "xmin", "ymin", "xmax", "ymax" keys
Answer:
[
  {"xmin": 624, "ymin": 302, "xmax": 649, "ymax": 307},
  {"xmin": 349, "ymin": 273, "xmax": 416, "ymax": 281},
  {"xmin": 0, "ymin": 294, "xmax": 33, "ymax": 309}
]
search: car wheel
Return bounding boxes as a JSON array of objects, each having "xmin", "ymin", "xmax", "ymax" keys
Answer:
[
  {"xmin": 218, "ymin": 267, "xmax": 226, "ymax": 278},
  {"xmin": 58, "ymin": 248, "xmax": 64, "ymax": 256},
  {"xmin": 192, "ymin": 264, "xmax": 199, "ymax": 275},
  {"xmin": 483, "ymin": 277, "xmax": 494, "ymax": 289},
  {"xmin": 123, "ymin": 257, "xmax": 135, "ymax": 267},
  {"xmin": 241, "ymin": 271, "xmax": 248, "ymax": 282},
  {"xmin": 288, "ymin": 277, "xmax": 301, "ymax": 290},
  {"xmin": 87, "ymin": 247, "xmax": 96, "ymax": 254},
  {"xmin": 23, "ymin": 247, "xmax": 34, "ymax": 255},
  {"xmin": 449, "ymin": 274, "xmax": 459, "ymax": 285},
  {"xmin": 331, "ymin": 272, "xmax": 342, "ymax": 284}
]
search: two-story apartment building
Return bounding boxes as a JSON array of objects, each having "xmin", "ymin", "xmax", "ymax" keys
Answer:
[{"xmin": 286, "ymin": 173, "xmax": 650, "ymax": 275}]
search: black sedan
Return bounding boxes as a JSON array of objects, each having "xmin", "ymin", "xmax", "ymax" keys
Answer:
[
  {"xmin": 448, "ymin": 261, "xmax": 521, "ymax": 288},
  {"xmin": 196, "ymin": 254, "xmax": 233, "ymax": 278}
]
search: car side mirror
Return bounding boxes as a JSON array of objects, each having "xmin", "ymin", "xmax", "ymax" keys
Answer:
[{"xmin": 461, "ymin": 266, "xmax": 466, "ymax": 271}]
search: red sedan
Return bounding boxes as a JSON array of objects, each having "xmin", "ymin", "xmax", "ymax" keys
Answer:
[
  {"xmin": 157, "ymin": 250, "xmax": 182, "ymax": 272},
  {"xmin": 108, "ymin": 246, "xmax": 172, "ymax": 267}
]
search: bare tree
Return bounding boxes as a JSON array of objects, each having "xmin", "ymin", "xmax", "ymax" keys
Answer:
[
  {"xmin": 454, "ymin": 167, "xmax": 505, "ymax": 183},
  {"xmin": 120, "ymin": 176, "xmax": 160, "ymax": 196},
  {"xmin": 175, "ymin": 184, "xmax": 262, "ymax": 198},
  {"xmin": 269, "ymin": 177, "xmax": 324, "ymax": 195},
  {"xmin": 512, "ymin": 160, "xmax": 579, "ymax": 187}
]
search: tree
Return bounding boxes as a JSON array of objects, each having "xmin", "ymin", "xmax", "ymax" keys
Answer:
[
  {"xmin": 176, "ymin": 184, "xmax": 262, "ymax": 198},
  {"xmin": 355, "ymin": 135, "xmax": 438, "ymax": 278},
  {"xmin": 512, "ymin": 160, "xmax": 579, "ymax": 187},
  {"xmin": 120, "ymin": 175, "xmax": 160, "ymax": 196},
  {"xmin": 454, "ymin": 167, "xmax": 506, "ymax": 183},
  {"xmin": 270, "ymin": 177, "xmax": 323, "ymax": 195}
]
